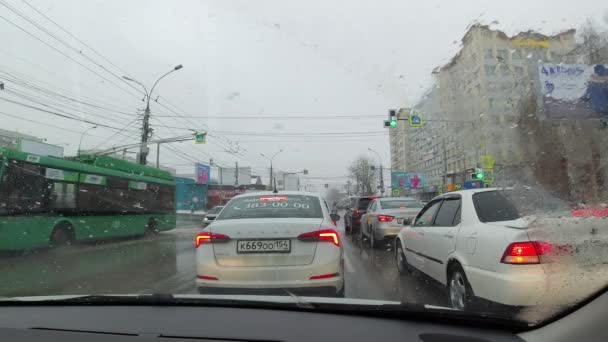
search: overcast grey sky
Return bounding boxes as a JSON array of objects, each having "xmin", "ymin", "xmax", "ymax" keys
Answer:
[{"xmin": 0, "ymin": 0, "xmax": 605, "ymax": 191}]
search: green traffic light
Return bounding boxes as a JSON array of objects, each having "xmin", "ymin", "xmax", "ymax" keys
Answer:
[
  {"xmin": 390, "ymin": 120, "xmax": 397, "ymax": 127},
  {"xmin": 476, "ymin": 171, "xmax": 484, "ymax": 179}
]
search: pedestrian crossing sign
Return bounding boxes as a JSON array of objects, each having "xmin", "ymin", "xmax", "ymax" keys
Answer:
[
  {"xmin": 195, "ymin": 132, "xmax": 206, "ymax": 144},
  {"xmin": 482, "ymin": 168, "xmax": 494, "ymax": 183},
  {"xmin": 409, "ymin": 113, "xmax": 423, "ymax": 127}
]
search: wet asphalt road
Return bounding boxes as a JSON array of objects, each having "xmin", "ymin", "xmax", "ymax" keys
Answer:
[{"xmin": 0, "ymin": 214, "xmax": 449, "ymax": 306}]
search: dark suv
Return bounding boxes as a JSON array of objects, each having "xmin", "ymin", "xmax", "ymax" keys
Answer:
[{"xmin": 344, "ymin": 196, "xmax": 378, "ymax": 235}]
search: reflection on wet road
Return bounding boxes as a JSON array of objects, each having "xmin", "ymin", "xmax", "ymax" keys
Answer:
[{"xmin": 0, "ymin": 216, "xmax": 448, "ymax": 307}]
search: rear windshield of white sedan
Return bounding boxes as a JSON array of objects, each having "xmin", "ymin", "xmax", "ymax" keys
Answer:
[
  {"xmin": 380, "ymin": 200, "xmax": 423, "ymax": 209},
  {"xmin": 216, "ymin": 195, "xmax": 324, "ymax": 220},
  {"xmin": 472, "ymin": 191, "xmax": 521, "ymax": 222}
]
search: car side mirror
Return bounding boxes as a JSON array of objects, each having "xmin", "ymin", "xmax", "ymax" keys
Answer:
[{"xmin": 330, "ymin": 214, "xmax": 340, "ymax": 222}]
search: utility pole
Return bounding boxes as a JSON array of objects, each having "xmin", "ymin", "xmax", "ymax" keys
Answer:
[
  {"xmin": 235, "ymin": 162, "xmax": 239, "ymax": 186},
  {"xmin": 209, "ymin": 158, "xmax": 223, "ymax": 185},
  {"xmin": 156, "ymin": 143, "xmax": 160, "ymax": 168},
  {"xmin": 122, "ymin": 64, "xmax": 183, "ymax": 165},
  {"xmin": 379, "ymin": 164, "xmax": 385, "ymax": 196},
  {"xmin": 260, "ymin": 150, "xmax": 283, "ymax": 191}
]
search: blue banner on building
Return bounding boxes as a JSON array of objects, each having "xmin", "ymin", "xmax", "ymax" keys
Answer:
[{"xmin": 195, "ymin": 163, "xmax": 211, "ymax": 185}]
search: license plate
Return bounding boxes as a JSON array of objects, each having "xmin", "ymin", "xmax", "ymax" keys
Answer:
[
  {"xmin": 397, "ymin": 218, "xmax": 404, "ymax": 224},
  {"xmin": 237, "ymin": 239, "xmax": 291, "ymax": 254}
]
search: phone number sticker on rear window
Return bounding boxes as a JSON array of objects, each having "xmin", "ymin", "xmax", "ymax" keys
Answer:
[
  {"xmin": 244, "ymin": 201, "xmax": 310, "ymax": 209},
  {"xmin": 217, "ymin": 194, "xmax": 323, "ymax": 220}
]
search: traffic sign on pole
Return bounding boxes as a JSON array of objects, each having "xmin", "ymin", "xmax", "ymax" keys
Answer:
[
  {"xmin": 409, "ymin": 113, "xmax": 423, "ymax": 127},
  {"xmin": 195, "ymin": 132, "xmax": 206, "ymax": 144}
]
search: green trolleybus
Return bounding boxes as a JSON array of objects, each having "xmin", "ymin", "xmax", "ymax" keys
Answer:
[{"xmin": 0, "ymin": 148, "xmax": 176, "ymax": 251}]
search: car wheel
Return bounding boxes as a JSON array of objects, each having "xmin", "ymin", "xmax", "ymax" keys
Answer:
[
  {"xmin": 336, "ymin": 282, "xmax": 345, "ymax": 298},
  {"xmin": 369, "ymin": 227, "xmax": 376, "ymax": 249},
  {"xmin": 396, "ymin": 243, "xmax": 410, "ymax": 275},
  {"xmin": 448, "ymin": 265, "xmax": 473, "ymax": 311},
  {"xmin": 50, "ymin": 224, "xmax": 74, "ymax": 247},
  {"xmin": 358, "ymin": 225, "xmax": 366, "ymax": 246},
  {"xmin": 145, "ymin": 218, "xmax": 158, "ymax": 236}
]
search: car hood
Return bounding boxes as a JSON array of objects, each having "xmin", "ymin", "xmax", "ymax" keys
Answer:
[{"xmin": 5, "ymin": 294, "xmax": 453, "ymax": 310}]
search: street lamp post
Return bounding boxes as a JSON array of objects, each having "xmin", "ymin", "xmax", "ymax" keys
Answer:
[
  {"xmin": 78, "ymin": 126, "xmax": 97, "ymax": 156},
  {"xmin": 368, "ymin": 148, "xmax": 385, "ymax": 196},
  {"xmin": 123, "ymin": 64, "xmax": 183, "ymax": 165},
  {"xmin": 260, "ymin": 150, "xmax": 283, "ymax": 190}
]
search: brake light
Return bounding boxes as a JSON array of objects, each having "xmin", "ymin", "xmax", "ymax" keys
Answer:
[
  {"xmin": 197, "ymin": 275, "xmax": 218, "ymax": 280},
  {"xmin": 298, "ymin": 229, "xmax": 340, "ymax": 247},
  {"xmin": 378, "ymin": 215, "xmax": 395, "ymax": 222},
  {"xmin": 354, "ymin": 209, "xmax": 361, "ymax": 217},
  {"xmin": 259, "ymin": 196, "xmax": 288, "ymax": 201},
  {"xmin": 195, "ymin": 232, "xmax": 230, "ymax": 247},
  {"xmin": 501, "ymin": 241, "xmax": 553, "ymax": 264}
]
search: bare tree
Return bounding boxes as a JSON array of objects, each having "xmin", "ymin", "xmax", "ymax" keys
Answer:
[
  {"xmin": 578, "ymin": 20, "xmax": 608, "ymax": 64},
  {"xmin": 348, "ymin": 156, "xmax": 375, "ymax": 196}
]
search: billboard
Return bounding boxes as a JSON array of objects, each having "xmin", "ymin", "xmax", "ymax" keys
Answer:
[
  {"xmin": 391, "ymin": 172, "xmax": 426, "ymax": 190},
  {"xmin": 219, "ymin": 167, "xmax": 252, "ymax": 186},
  {"xmin": 195, "ymin": 163, "xmax": 211, "ymax": 185},
  {"xmin": 539, "ymin": 64, "xmax": 608, "ymax": 119},
  {"xmin": 18, "ymin": 139, "xmax": 63, "ymax": 158}
]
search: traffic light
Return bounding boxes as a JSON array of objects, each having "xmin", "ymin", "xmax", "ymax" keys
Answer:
[
  {"xmin": 384, "ymin": 109, "xmax": 397, "ymax": 128},
  {"xmin": 475, "ymin": 168, "xmax": 484, "ymax": 180}
]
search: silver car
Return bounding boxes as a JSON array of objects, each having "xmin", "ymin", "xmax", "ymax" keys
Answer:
[
  {"xmin": 202, "ymin": 206, "xmax": 224, "ymax": 227},
  {"xmin": 360, "ymin": 197, "xmax": 424, "ymax": 248},
  {"xmin": 195, "ymin": 191, "xmax": 345, "ymax": 297}
]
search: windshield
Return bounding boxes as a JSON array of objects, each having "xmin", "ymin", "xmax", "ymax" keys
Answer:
[
  {"xmin": 0, "ymin": 0, "xmax": 607, "ymax": 329},
  {"xmin": 380, "ymin": 199, "xmax": 423, "ymax": 209},
  {"xmin": 216, "ymin": 195, "xmax": 323, "ymax": 220},
  {"xmin": 357, "ymin": 198, "xmax": 375, "ymax": 209}
]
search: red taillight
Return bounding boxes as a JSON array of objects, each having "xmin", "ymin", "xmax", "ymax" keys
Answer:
[
  {"xmin": 298, "ymin": 229, "xmax": 340, "ymax": 247},
  {"xmin": 378, "ymin": 215, "xmax": 395, "ymax": 222},
  {"xmin": 501, "ymin": 241, "xmax": 553, "ymax": 264},
  {"xmin": 309, "ymin": 272, "xmax": 340, "ymax": 280},
  {"xmin": 197, "ymin": 275, "xmax": 218, "ymax": 280},
  {"xmin": 354, "ymin": 209, "xmax": 361, "ymax": 217},
  {"xmin": 195, "ymin": 232, "xmax": 230, "ymax": 247},
  {"xmin": 259, "ymin": 196, "xmax": 288, "ymax": 201}
]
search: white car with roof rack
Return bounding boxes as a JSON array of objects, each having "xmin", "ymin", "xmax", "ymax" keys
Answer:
[
  {"xmin": 395, "ymin": 188, "xmax": 556, "ymax": 310},
  {"xmin": 195, "ymin": 191, "xmax": 345, "ymax": 297}
]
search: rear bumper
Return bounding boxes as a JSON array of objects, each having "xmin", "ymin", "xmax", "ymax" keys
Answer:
[
  {"xmin": 196, "ymin": 276, "xmax": 342, "ymax": 293},
  {"xmin": 464, "ymin": 264, "xmax": 547, "ymax": 306},
  {"xmin": 372, "ymin": 224, "xmax": 402, "ymax": 240},
  {"xmin": 196, "ymin": 244, "xmax": 343, "ymax": 294},
  {"xmin": 197, "ymin": 285, "xmax": 341, "ymax": 297}
]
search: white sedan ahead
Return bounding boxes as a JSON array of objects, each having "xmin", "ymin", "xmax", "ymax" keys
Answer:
[
  {"xmin": 360, "ymin": 197, "xmax": 424, "ymax": 248},
  {"xmin": 195, "ymin": 191, "xmax": 345, "ymax": 297},
  {"xmin": 395, "ymin": 188, "xmax": 553, "ymax": 310}
]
